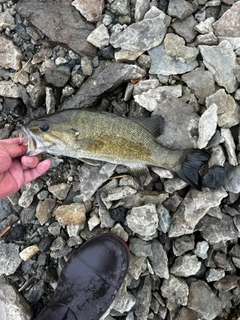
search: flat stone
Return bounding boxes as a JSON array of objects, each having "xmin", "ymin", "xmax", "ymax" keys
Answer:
[
  {"xmin": 196, "ymin": 32, "xmax": 219, "ymax": 45},
  {"xmin": 16, "ymin": 0, "xmax": 96, "ymax": 57},
  {"xmin": 36, "ymin": 198, "xmax": 56, "ymax": 225},
  {"xmin": 199, "ymin": 41, "xmax": 238, "ymax": 93},
  {"xmin": 110, "ymin": 7, "xmax": 171, "ymax": 52},
  {"xmin": 54, "ymin": 203, "xmax": 86, "ymax": 227},
  {"xmin": 72, "ymin": 0, "xmax": 104, "ymax": 22},
  {"xmin": 87, "ymin": 24, "xmax": 109, "ymax": 49},
  {"xmin": 48, "ymin": 183, "xmax": 71, "ymax": 200},
  {"xmin": 0, "ymin": 241, "xmax": 22, "ymax": 275},
  {"xmin": 170, "ymin": 255, "xmax": 201, "ymax": 277},
  {"xmin": 19, "ymin": 244, "xmax": 39, "ymax": 261},
  {"xmin": 0, "ymin": 36, "xmax": 22, "ymax": 70},
  {"xmin": 0, "ymin": 11, "xmax": 15, "ymax": 31},
  {"xmin": 135, "ymin": 276, "xmax": 152, "ymax": 318},
  {"xmin": 63, "ymin": 61, "xmax": 145, "ymax": 109},
  {"xmin": 161, "ymin": 275, "xmax": 189, "ymax": 306},
  {"xmin": 188, "ymin": 281, "xmax": 222, "ymax": 320},
  {"xmin": 213, "ymin": 275, "xmax": 239, "ymax": 292},
  {"xmin": 149, "ymin": 239, "xmax": 169, "ymax": 279},
  {"xmin": 0, "ymin": 275, "xmax": 32, "ymax": 320}
]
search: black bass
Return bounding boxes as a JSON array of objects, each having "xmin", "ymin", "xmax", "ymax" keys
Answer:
[{"xmin": 18, "ymin": 109, "xmax": 210, "ymax": 189}]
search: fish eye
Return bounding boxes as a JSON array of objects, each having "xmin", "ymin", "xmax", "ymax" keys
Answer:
[{"xmin": 39, "ymin": 123, "xmax": 49, "ymax": 132}]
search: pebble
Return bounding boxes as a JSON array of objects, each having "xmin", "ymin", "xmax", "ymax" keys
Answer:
[
  {"xmin": 19, "ymin": 244, "xmax": 39, "ymax": 261},
  {"xmin": 167, "ymin": 0, "xmax": 194, "ymax": 20},
  {"xmin": 54, "ymin": 203, "xmax": 86, "ymax": 227},
  {"xmin": 87, "ymin": 24, "xmax": 109, "ymax": 49},
  {"xmin": 48, "ymin": 183, "xmax": 71, "ymax": 200},
  {"xmin": 161, "ymin": 275, "xmax": 189, "ymax": 306},
  {"xmin": 36, "ymin": 198, "xmax": 56, "ymax": 225}
]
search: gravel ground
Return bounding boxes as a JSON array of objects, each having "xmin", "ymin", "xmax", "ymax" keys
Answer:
[{"xmin": 0, "ymin": 0, "xmax": 240, "ymax": 320}]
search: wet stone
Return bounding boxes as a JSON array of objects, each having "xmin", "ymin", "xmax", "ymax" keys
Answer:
[{"xmin": 161, "ymin": 275, "xmax": 189, "ymax": 306}]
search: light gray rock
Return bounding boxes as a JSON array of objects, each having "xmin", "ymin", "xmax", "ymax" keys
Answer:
[
  {"xmin": 197, "ymin": 103, "xmax": 218, "ymax": 149},
  {"xmin": 126, "ymin": 203, "xmax": 158, "ymax": 239},
  {"xmin": 135, "ymin": 0, "xmax": 150, "ymax": 21},
  {"xmin": 72, "ymin": 0, "xmax": 104, "ymax": 22},
  {"xmin": 161, "ymin": 275, "xmax": 189, "ymax": 306},
  {"xmin": 41, "ymin": 59, "xmax": 70, "ymax": 88},
  {"xmin": 197, "ymin": 214, "xmax": 239, "ymax": 244},
  {"xmin": 48, "ymin": 222, "xmax": 61, "ymax": 236},
  {"xmin": 110, "ymin": 7, "xmax": 171, "ymax": 52},
  {"xmin": 63, "ymin": 61, "xmax": 145, "ymax": 109},
  {"xmin": 188, "ymin": 281, "xmax": 222, "ymax": 320},
  {"xmin": 0, "ymin": 275, "xmax": 32, "ymax": 320},
  {"xmin": 45, "ymin": 86, "xmax": 56, "ymax": 114},
  {"xmin": 206, "ymin": 268, "xmax": 225, "ymax": 282},
  {"xmin": 157, "ymin": 204, "xmax": 171, "ymax": 233},
  {"xmin": 102, "ymin": 186, "xmax": 137, "ymax": 202},
  {"xmin": 0, "ymin": 36, "xmax": 22, "ymax": 70},
  {"xmin": 0, "ymin": 11, "xmax": 15, "ymax": 31},
  {"xmin": 169, "ymin": 188, "xmax": 228, "ymax": 237},
  {"xmin": 50, "ymin": 236, "xmax": 65, "ymax": 251},
  {"xmin": 133, "ymin": 79, "xmax": 160, "ymax": 96},
  {"xmin": 36, "ymin": 198, "xmax": 56, "ymax": 225},
  {"xmin": 0, "ymin": 241, "xmax": 22, "ymax": 275},
  {"xmin": 170, "ymin": 255, "xmax": 201, "ymax": 277},
  {"xmin": 110, "ymin": 0, "xmax": 130, "ymax": 16},
  {"xmin": 196, "ymin": 32, "xmax": 219, "ymax": 45},
  {"xmin": 128, "ymin": 254, "xmax": 146, "ymax": 280},
  {"xmin": 224, "ymin": 163, "xmax": 240, "ymax": 193},
  {"xmin": 149, "ymin": 240, "xmax": 169, "ymax": 279},
  {"xmin": 181, "ymin": 67, "xmax": 215, "ymax": 104},
  {"xmin": 135, "ymin": 276, "xmax": 152, "ymax": 319},
  {"xmin": 194, "ymin": 241, "xmax": 209, "ymax": 259},
  {"xmin": 199, "ymin": 41, "xmax": 238, "ymax": 93},
  {"xmin": 195, "ymin": 17, "xmax": 215, "ymax": 34},
  {"xmin": 87, "ymin": 24, "xmax": 109, "ymax": 49},
  {"xmin": 171, "ymin": 15, "xmax": 198, "ymax": 42},
  {"xmin": 163, "ymin": 177, "xmax": 188, "ymax": 194},
  {"xmin": 221, "ymin": 128, "xmax": 238, "ymax": 166},
  {"xmin": 167, "ymin": 0, "xmax": 194, "ymax": 20}
]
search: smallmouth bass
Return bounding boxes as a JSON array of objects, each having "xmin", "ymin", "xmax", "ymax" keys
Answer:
[{"xmin": 18, "ymin": 109, "xmax": 210, "ymax": 189}]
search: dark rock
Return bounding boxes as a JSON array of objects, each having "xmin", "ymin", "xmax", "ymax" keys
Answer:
[
  {"xmin": 24, "ymin": 280, "xmax": 45, "ymax": 305},
  {"xmin": 15, "ymin": 23, "xmax": 31, "ymax": 41},
  {"xmin": 213, "ymin": 275, "xmax": 239, "ymax": 292},
  {"xmin": 109, "ymin": 207, "xmax": 127, "ymax": 222},
  {"xmin": 5, "ymin": 225, "xmax": 26, "ymax": 242},
  {"xmin": 202, "ymin": 166, "xmax": 225, "ymax": 189},
  {"xmin": 38, "ymin": 237, "xmax": 54, "ymax": 252},
  {"xmin": 41, "ymin": 59, "xmax": 70, "ymax": 88},
  {"xmin": 3, "ymin": 97, "xmax": 27, "ymax": 117},
  {"xmin": 16, "ymin": 0, "xmax": 96, "ymax": 57}
]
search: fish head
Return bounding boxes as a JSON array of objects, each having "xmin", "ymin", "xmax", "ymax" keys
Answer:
[{"xmin": 18, "ymin": 116, "xmax": 73, "ymax": 156}]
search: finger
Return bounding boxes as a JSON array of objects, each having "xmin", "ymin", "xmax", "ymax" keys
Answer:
[
  {"xmin": 23, "ymin": 159, "xmax": 51, "ymax": 184},
  {"xmin": 1, "ymin": 138, "xmax": 21, "ymax": 144},
  {"xmin": 21, "ymin": 156, "xmax": 40, "ymax": 169},
  {"xmin": 0, "ymin": 141, "xmax": 27, "ymax": 158}
]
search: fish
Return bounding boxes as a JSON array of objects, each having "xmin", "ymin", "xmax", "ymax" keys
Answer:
[{"xmin": 18, "ymin": 108, "xmax": 211, "ymax": 190}]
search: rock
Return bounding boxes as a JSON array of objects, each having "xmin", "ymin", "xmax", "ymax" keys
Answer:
[
  {"xmin": 72, "ymin": 0, "xmax": 104, "ymax": 22},
  {"xmin": 181, "ymin": 67, "xmax": 215, "ymax": 104},
  {"xmin": 206, "ymin": 268, "xmax": 225, "ymax": 282},
  {"xmin": 0, "ymin": 36, "xmax": 22, "ymax": 70},
  {"xmin": 213, "ymin": 275, "xmax": 239, "ymax": 292},
  {"xmin": 167, "ymin": 0, "xmax": 194, "ymax": 20},
  {"xmin": 213, "ymin": 252, "xmax": 233, "ymax": 271},
  {"xmin": 0, "ymin": 241, "xmax": 22, "ymax": 275},
  {"xmin": 164, "ymin": 33, "xmax": 199, "ymax": 63},
  {"xmin": 102, "ymin": 186, "xmax": 137, "ymax": 202},
  {"xmin": 195, "ymin": 17, "xmax": 215, "ymax": 34},
  {"xmin": 19, "ymin": 245, "xmax": 39, "ymax": 261},
  {"xmin": 41, "ymin": 59, "xmax": 71, "ymax": 87},
  {"xmin": 26, "ymin": 83, "xmax": 46, "ymax": 109},
  {"xmin": 63, "ymin": 61, "xmax": 145, "ymax": 109},
  {"xmin": 173, "ymin": 235, "xmax": 195, "ymax": 256},
  {"xmin": 149, "ymin": 42, "xmax": 198, "ymax": 76},
  {"xmin": 111, "ymin": 223, "xmax": 128, "ymax": 242},
  {"xmin": 170, "ymin": 255, "xmax": 201, "ymax": 277},
  {"xmin": 161, "ymin": 275, "xmax": 189, "ymax": 306},
  {"xmin": 169, "ymin": 188, "xmax": 228, "ymax": 237},
  {"xmin": 81, "ymin": 56, "xmax": 93, "ymax": 76},
  {"xmin": 224, "ymin": 163, "xmax": 240, "ymax": 193},
  {"xmin": 88, "ymin": 214, "xmax": 100, "ymax": 231},
  {"xmin": 188, "ymin": 281, "xmax": 222, "ymax": 320},
  {"xmin": 196, "ymin": 32, "xmax": 219, "ymax": 45},
  {"xmin": 16, "ymin": 0, "xmax": 96, "ymax": 57},
  {"xmin": 48, "ymin": 183, "xmax": 71, "ymax": 200},
  {"xmin": 171, "ymin": 15, "xmax": 198, "ymax": 42},
  {"xmin": 135, "ymin": 276, "xmax": 152, "ymax": 318},
  {"xmin": 202, "ymin": 166, "xmax": 225, "ymax": 189},
  {"xmin": 129, "ymin": 237, "xmax": 152, "ymax": 257},
  {"xmin": 197, "ymin": 214, "xmax": 239, "ymax": 244},
  {"xmin": 0, "ymin": 11, "xmax": 15, "ymax": 31},
  {"xmin": 157, "ymin": 204, "xmax": 171, "ymax": 233},
  {"xmin": 149, "ymin": 240, "xmax": 169, "ymax": 279},
  {"xmin": 36, "ymin": 198, "xmax": 56, "ymax": 225},
  {"xmin": 110, "ymin": 7, "xmax": 171, "ymax": 52},
  {"xmin": 205, "ymin": 89, "xmax": 240, "ymax": 128},
  {"xmin": 0, "ymin": 275, "xmax": 32, "ymax": 320},
  {"xmin": 126, "ymin": 203, "xmax": 158, "ymax": 239},
  {"xmin": 31, "ymin": 48, "xmax": 52, "ymax": 65},
  {"xmin": 128, "ymin": 254, "xmax": 146, "ymax": 280},
  {"xmin": 197, "ymin": 103, "xmax": 218, "ymax": 149},
  {"xmin": 45, "ymin": 86, "xmax": 56, "ymax": 114},
  {"xmin": 110, "ymin": 0, "xmax": 130, "ymax": 16},
  {"xmin": 194, "ymin": 241, "xmax": 209, "ymax": 259},
  {"xmin": 221, "ymin": 128, "xmax": 238, "ymax": 166},
  {"xmin": 54, "ymin": 203, "xmax": 86, "ymax": 227},
  {"xmin": 50, "ymin": 236, "xmax": 65, "ymax": 251},
  {"xmin": 135, "ymin": 0, "xmax": 150, "ymax": 21},
  {"xmin": 48, "ymin": 222, "xmax": 61, "ymax": 236},
  {"xmin": 199, "ymin": 41, "xmax": 238, "ymax": 93},
  {"xmin": 87, "ymin": 24, "xmax": 109, "ymax": 49}
]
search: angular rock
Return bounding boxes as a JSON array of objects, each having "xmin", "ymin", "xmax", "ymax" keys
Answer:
[
  {"xmin": 129, "ymin": 237, "xmax": 152, "ymax": 257},
  {"xmin": 0, "ymin": 36, "xmax": 22, "ymax": 70},
  {"xmin": 135, "ymin": 276, "xmax": 152, "ymax": 318},
  {"xmin": 110, "ymin": 0, "xmax": 130, "ymax": 16},
  {"xmin": 0, "ymin": 11, "xmax": 15, "ymax": 31},
  {"xmin": 149, "ymin": 43, "xmax": 198, "ymax": 76},
  {"xmin": 213, "ymin": 275, "xmax": 239, "ymax": 292},
  {"xmin": 48, "ymin": 183, "xmax": 71, "ymax": 200},
  {"xmin": 157, "ymin": 204, "xmax": 171, "ymax": 233},
  {"xmin": 171, "ymin": 15, "xmax": 198, "ymax": 42},
  {"xmin": 102, "ymin": 186, "xmax": 137, "ymax": 202},
  {"xmin": 149, "ymin": 240, "xmax": 169, "ymax": 279},
  {"xmin": 16, "ymin": 0, "xmax": 96, "ymax": 57},
  {"xmin": 199, "ymin": 41, "xmax": 238, "ymax": 93},
  {"xmin": 0, "ymin": 241, "xmax": 22, "ymax": 275},
  {"xmin": 169, "ymin": 188, "xmax": 228, "ymax": 237},
  {"xmin": 221, "ymin": 128, "xmax": 238, "ymax": 166},
  {"xmin": 72, "ymin": 0, "xmax": 104, "ymax": 22},
  {"xmin": 128, "ymin": 254, "xmax": 146, "ymax": 280},
  {"xmin": 0, "ymin": 275, "xmax": 32, "ymax": 320},
  {"xmin": 167, "ymin": 0, "xmax": 194, "ymax": 20},
  {"xmin": 87, "ymin": 24, "xmax": 109, "ymax": 49},
  {"xmin": 54, "ymin": 203, "xmax": 86, "ymax": 227},
  {"xmin": 224, "ymin": 163, "xmax": 240, "ymax": 193},
  {"xmin": 126, "ymin": 204, "xmax": 158, "ymax": 239},
  {"xmin": 197, "ymin": 103, "xmax": 218, "ymax": 149},
  {"xmin": 36, "ymin": 198, "xmax": 56, "ymax": 225},
  {"xmin": 195, "ymin": 17, "xmax": 215, "ymax": 34},
  {"xmin": 63, "ymin": 61, "xmax": 145, "ymax": 109},
  {"xmin": 41, "ymin": 59, "xmax": 70, "ymax": 88},
  {"xmin": 202, "ymin": 166, "xmax": 226, "ymax": 189},
  {"xmin": 206, "ymin": 268, "xmax": 225, "ymax": 282},
  {"xmin": 188, "ymin": 281, "xmax": 222, "ymax": 320},
  {"xmin": 135, "ymin": 0, "xmax": 150, "ymax": 21},
  {"xmin": 181, "ymin": 67, "xmax": 215, "ymax": 104},
  {"xmin": 194, "ymin": 241, "xmax": 209, "ymax": 259},
  {"xmin": 161, "ymin": 275, "xmax": 189, "ymax": 306},
  {"xmin": 110, "ymin": 7, "xmax": 171, "ymax": 52},
  {"xmin": 173, "ymin": 235, "xmax": 195, "ymax": 256},
  {"xmin": 170, "ymin": 255, "xmax": 201, "ymax": 277}
]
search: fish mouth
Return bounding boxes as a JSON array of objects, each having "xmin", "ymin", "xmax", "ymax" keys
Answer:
[{"xmin": 17, "ymin": 126, "xmax": 45, "ymax": 156}]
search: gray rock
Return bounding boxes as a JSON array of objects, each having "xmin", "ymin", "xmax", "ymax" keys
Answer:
[
  {"xmin": 63, "ymin": 61, "xmax": 145, "ymax": 109},
  {"xmin": 0, "ymin": 241, "xmax": 22, "ymax": 275},
  {"xmin": 188, "ymin": 281, "xmax": 222, "ymax": 320},
  {"xmin": 126, "ymin": 203, "xmax": 158, "ymax": 239},
  {"xmin": 36, "ymin": 198, "xmax": 56, "ymax": 225},
  {"xmin": 54, "ymin": 203, "xmax": 86, "ymax": 227},
  {"xmin": 196, "ymin": 32, "xmax": 219, "ymax": 45},
  {"xmin": 133, "ymin": 79, "xmax": 160, "ymax": 96},
  {"xmin": 16, "ymin": 0, "xmax": 96, "ymax": 57},
  {"xmin": 161, "ymin": 275, "xmax": 189, "ymax": 306},
  {"xmin": 149, "ymin": 240, "xmax": 169, "ymax": 279},
  {"xmin": 173, "ymin": 235, "xmax": 195, "ymax": 256},
  {"xmin": 129, "ymin": 237, "xmax": 152, "ymax": 257},
  {"xmin": 169, "ymin": 188, "xmax": 228, "ymax": 237},
  {"xmin": 87, "ymin": 24, "xmax": 109, "ymax": 49},
  {"xmin": 50, "ymin": 236, "xmax": 65, "ymax": 251},
  {"xmin": 197, "ymin": 103, "xmax": 218, "ymax": 149},
  {"xmin": 197, "ymin": 214, "xmax": 239, "ymax": 244},
  {"xmin": 110, "ymin": 0, "xmax": 130, "ymax": 16},
  {"xmin": 206, "ymin": 268, "xmax": 225, "ymax": 282},
  {"xmin": 221, "ymin": 128, "xmax": 238, "ymax": 166},
  {"xmin": 18, "ymin": 190, "xmax": 34, "ymax": 208},
  {"xmin": 0, "ymin": 275, "xmax": 32, "ymax": 320},
  {"xmin": 135, "ymin": 0, "xmax": 150, "ymax": 21},
  {"xmin": 157, "ymin": 204, "xmax": 171, "ymax": 233},
  {"xmin": 48, "ymin": 183, "xmax": 71, "ymax": 200},
  {"xmin": 72, "ymin": 0, "xmax": 104, "ymax": 22},
  {"xmin": 199, "ymin": 41, "xmax": 238, "ymax": 93},
  {"xmin": 181, "ymin": 67, "xmax": 215, "ymax": 104},
  {"xmin": 171, "ymin": 15, "xmax": 198, "ymax": 42},
  {"xmin": 110, "ymin": 7, "xmax": 171, "ymax": 52},
  {"xmin": 128, "ymin": 254, "xmax": 146, "ymax": 280},
  {"xmin": 167, "ymin": 0, "xmax": 194, "ymax": 20},
  {"xmin": 102, "ymin": 186, "xmax": 137, "ymax": 202},
  {"xmin": 48, "ymin": 222, "xmax": 61, "ymax": 236},
  {"xmin": 45, "ymin": 87, "xmax": 56, "ymax": 114},
  {"xmin": 224, "ymin": 163, "xmax": 240, "ymax": 193},
  {"xmin": 0, "ymin": 11, "xmax": 15, "ymax": 31},
  {"xmin": 41, "ymin": 59, "xmax": 70, "ymax": 88},
  {"xmin": 0, "ymin": 36, "xmax": 22, "ymax": 70},
  {"xmin": 213, "ymin": 275, "xmax": 239, "ymax": 292},
  {"xmin": 149, "ymin": 42, "xmax": 198, "ymax": 76},
  {"xmin": 194, "ymin": 241, "xmax": 209, "ymax": 259},
  {"xmin": 170, "ymin": 255, "xmax": 201, "ymax": 277},
  {"xmin": 81, "ymin": 56, "xmax": 93, "ymax": 76},
  {"xmin": 135, "ymin": 276, "xmax": 152, "ymax": 319},
  {"xmin": 195, "ymin": 17, "xmax": 215, "ymax": 34}
]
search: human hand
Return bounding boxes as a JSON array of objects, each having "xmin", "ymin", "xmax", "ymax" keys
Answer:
[{"xmin": 0, "ymin": 137, "xmax": 51, "ymax": 199}]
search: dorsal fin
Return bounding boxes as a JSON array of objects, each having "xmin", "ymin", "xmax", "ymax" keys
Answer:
[{"xmin": 130, "ymin": 115, "xmax": 164, "ymax": 138}]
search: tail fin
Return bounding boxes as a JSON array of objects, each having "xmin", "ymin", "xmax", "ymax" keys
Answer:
[{"xmin": 176, "ymin": 150, "xmax": 211, "ymax": 190}]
